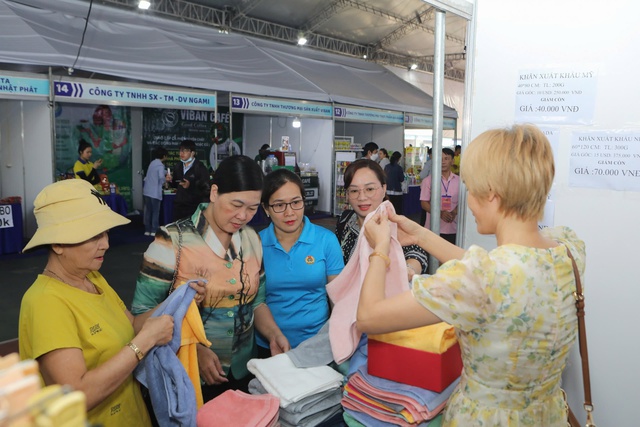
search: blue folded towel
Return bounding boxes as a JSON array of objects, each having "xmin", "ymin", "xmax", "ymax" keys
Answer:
[{"xmin": 135, "ymin": 283, "xmax": 198, "ymax": 427}]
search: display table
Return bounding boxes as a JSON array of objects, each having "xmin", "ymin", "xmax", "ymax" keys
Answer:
[
  {"xmin": 403, "ymin": 185, "xmax": 422, "ymax": 217},
  {"xmin": 160, "ymin": 193, "xmax": 175, "ymax": 225},
  {"xmin": 0, "ymin": 203, "xmax": 24, "ymax": 255},
  {"xmin": 101, "ymin": 194, "xmax": 128, "ymax": 216}
]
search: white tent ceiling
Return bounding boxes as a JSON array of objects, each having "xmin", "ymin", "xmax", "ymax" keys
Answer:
[
  {"xmin": 104, "ymin": 0, "xmax": 470, "ymax": 82},
  {"xmin": 0, "ymin": 0, "xmax": 459, "ymax": 117}
]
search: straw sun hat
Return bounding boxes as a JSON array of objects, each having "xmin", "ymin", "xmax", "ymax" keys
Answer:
[{"xmin": 22, "ymin": 179, "xmax": 130, "ymax": 252}]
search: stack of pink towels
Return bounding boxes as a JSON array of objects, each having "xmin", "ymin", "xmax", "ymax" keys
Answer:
[{"xmin": 196, "ymin": 389, "xmax": 280, "ymax": 427}]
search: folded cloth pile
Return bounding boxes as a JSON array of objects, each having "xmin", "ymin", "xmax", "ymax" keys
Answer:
[
  {"xmin": 344, "ymin": 410, "xmax": 442, "ymax": 427},
  {"xmin": 342, "ymin": 364, "xmax": 459, "ymax": 426},
  {"xmin": 250, "ymin": 379, "xmax": 342, "ymax": 427},
  {"xmin": 247, "ymin": 353, "xmax": 344, "ymax": 427},
  {"xmin": 196, "ymin": 389, "xmax": 279, "ymax": 427}
]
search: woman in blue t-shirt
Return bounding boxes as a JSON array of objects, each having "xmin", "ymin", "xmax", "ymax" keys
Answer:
[{"xmin": 258, "ymin": 169, "xmax": 345, "ymax": 356}]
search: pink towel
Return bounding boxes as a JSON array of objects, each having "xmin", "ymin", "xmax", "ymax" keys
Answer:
[
  {"xmin": 326, "ymin": 201, "xmax": 408, "ymax": 364},
  {"xmin": 348, "ymin": 373, "xmax": 447, "ymax": 420},
  {"xmin": 196, "ymin": 389, "xmax": 279, "ymax": 427}
]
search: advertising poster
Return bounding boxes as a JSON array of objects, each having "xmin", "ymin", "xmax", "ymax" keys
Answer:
[
  {"xmin": 54, "ymin": 103, "xmax": 133, "ymax": 209},
  {"xmin": 142, "ymin": 106, "xmax": 244, "ymax": 172}
]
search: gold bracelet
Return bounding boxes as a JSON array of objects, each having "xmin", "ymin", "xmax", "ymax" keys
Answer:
[
  {"xmin": 127, "ymin": 342, "xmax": 145, "ymax": 361},
  {"xmin": 369, "ymin": 251, "xmax": 390, "ymax": 268}
]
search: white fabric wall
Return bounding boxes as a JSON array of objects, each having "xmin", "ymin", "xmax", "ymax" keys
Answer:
[
  {"xmin": 466, "ymin": 1, "xmax": 637, "ymax": 424},
  {"xmin": 0, "ymin": 99, "xmax": 52, "ymax": 237}
]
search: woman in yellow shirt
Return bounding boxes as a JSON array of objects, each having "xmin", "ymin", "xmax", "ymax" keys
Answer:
[{"xmin": 73, "ymin": 140, "xmax": 103, "ymax": 189}]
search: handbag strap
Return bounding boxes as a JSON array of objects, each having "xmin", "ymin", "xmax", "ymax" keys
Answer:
[{"xmin": 565, "ymin": 247, "xmax": 595, "ymax": 426}]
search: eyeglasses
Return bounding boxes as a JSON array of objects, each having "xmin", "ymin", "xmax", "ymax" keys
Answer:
[
  {"xmin": 268, "ymin": 199, "xmax": 305, "ymax": 213},
  {"xmin": 347, "ymin": 186, "xmax": 381, "ymax": 200}
]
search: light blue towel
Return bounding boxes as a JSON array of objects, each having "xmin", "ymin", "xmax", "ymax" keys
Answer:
[
  {"xmin": 357, "ymin": 364, "xmax": 460, "ymax": 413},
  {"xmin": 134, "ymin": 283, "xmax": 198, "ymax": 427}
]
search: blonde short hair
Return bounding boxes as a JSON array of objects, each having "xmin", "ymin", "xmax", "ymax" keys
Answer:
[{"xmin": 460, "ymin": 124, "xmax": 554, "ymax": 221}]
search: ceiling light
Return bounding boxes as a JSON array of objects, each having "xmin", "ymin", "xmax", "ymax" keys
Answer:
[
  {"xmin": 138, "ymin": 0, "xmax": 151, "ymax": 10},
  {"xmin": 363, "ymin": 54, "xmax": 367, "ymax": 59},
  {"xmin": 297, "ymin": 36, "xmax": 307, "ymax": 46},
  {"xmin": 410, "ymin": 63, "xmax": 418, "ymax": 70},
  {"xmin": 292, "ymin": 117, "xmax": 301, "ymax": 128}
]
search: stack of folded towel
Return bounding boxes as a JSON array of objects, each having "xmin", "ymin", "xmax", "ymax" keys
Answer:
[
  {"xmin": 247, "ymin": 353, "xmax": 344, "ymax": 427},
  {"xmin": 342, "ymin": 364, "xmax": 458, "ymax": 426},
  {"xmin": 196, "ymin": 389, "xmax": 279, "ymax": 427},
  {"xmin": 341, "ymin": 334, "xmax": 459, "ymax": 426}
]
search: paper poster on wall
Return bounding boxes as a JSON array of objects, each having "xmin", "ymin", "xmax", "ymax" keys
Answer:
[
  {"xmin": 281, "ymin": 136, "xmax": 290, "ymax": 151},
  {"xmin": 569, "ymin": 131, "xmax": 640, "ymax": 191},
  {"xmin": 515, "ymin": 67, "xmax": 597, "ymax": 124},
  {"xmin": 55, "ymin": 103, "xmax": 133, "ymax": 209},
  {"xmin": 532, "ymin": 127, "xmax": 561, "ymax": 229}
]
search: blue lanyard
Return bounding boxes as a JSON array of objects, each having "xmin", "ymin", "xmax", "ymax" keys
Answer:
[{"xmin": 441, "ymin": 176, "xmax": 450, "ymax": 195}]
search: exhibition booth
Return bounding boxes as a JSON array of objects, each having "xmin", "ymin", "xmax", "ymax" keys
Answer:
[{"xmin": 0, "ymin": 0, "xmax": 458, "ymax": 246}]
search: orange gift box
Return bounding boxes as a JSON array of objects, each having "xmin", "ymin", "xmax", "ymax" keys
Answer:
[{"xmin": 368, "ymin": 339, "xmax": 463, "ymax": 392}]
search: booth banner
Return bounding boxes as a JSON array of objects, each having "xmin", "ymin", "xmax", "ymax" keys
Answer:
[
  {"xmin": 569, "ymin": 130, "xmax": 640, "ymax": 192},
  {"xmin": 405, "ymin": 114, "xmax": 457, "ymax": 130},
  {"xmin": 0, "ymin": 205, "xmax": 13, "ymax": 228},
  {"xmin": 142, "ymin": 107, "xmax": 244, "ymax": 172},
  {"xmin": 334, "ymin": 105, "xmax": 404, "ymax": 124},
  {"xmin": 54, "ymin": 103, "xmax": 133, "ymax": 208},
  {"xmin": 54, "ymin": 79, "xmax": 216, "ymax": 110},
  {"xmin": 0, "ymin": 74, "xmax": 48, "ymax": 98},
  {"xmin": 231, "ymin": 95, "xmax": 332, "ymax": 118}
]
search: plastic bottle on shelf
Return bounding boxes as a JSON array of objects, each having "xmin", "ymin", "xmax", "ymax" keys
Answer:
[{"xmin": 265, "ymin": 155, "xmax": 278, "ymax": 174}]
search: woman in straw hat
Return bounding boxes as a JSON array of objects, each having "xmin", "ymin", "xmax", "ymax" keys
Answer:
[
  {"xmin": 132, "ymin": 155, "xmax": 289, "ymax": 403},
  {"xmin": 18, "ymin": 179, "xmax": 205, "ymax": 427},
  {"xmin": 357, "ymin": 124, "xmax": 586, "ymax": 426}
]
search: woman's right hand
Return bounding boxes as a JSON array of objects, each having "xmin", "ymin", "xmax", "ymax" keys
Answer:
[
  {"xmin": 197, "ymin": 344, "xmax": 228, "ymax": 385},
  {"xmin": 363, "ymin": 211, "xmax": 391, "ymax": 253},
  {"xmin": 388, "ymin": 210, "xmax": 424, "ymax": 247},
  {"xmin": 93, "ymin": 158, "xmax": 103, "ymax": 168},
  {"xmin": 139, "ymin": 314, "xmax": 174, "ymax": 346}
]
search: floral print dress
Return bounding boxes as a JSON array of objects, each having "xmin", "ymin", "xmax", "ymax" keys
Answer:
[{"xmin": 412, "ymin": 226, "xmax": 585, "ymax": 426}]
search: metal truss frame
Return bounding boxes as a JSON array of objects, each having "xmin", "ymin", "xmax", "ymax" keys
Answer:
[{"xmin": 97, "ymin": 0, "xmax": 466, "ymax": 81}]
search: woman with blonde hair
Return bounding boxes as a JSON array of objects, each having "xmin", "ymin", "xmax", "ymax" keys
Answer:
[{"xmin": 357, "ymin": 124, "xmax": 585, "ymax": 426}]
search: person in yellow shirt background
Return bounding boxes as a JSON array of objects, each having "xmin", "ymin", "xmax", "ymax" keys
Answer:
[
  {"xmin": 451, "ymin": 144, "xmax": 461, "ymax": 174},
  {"xmin": 73, "ymin": 140, "xmax": 103, "ymax": 190}
]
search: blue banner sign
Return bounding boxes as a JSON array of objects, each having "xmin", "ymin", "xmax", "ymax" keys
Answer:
[
  {"xmin": 334, "ymin": 105, "xmax": 403, "ymax": 124},
  {"xmin": 53, "ymin": 80, "xmax": 216, "ymax": 110},
  {"xmin": 404, "ymin": 114, "xmax": 457, "ymax": 130},
  {"xmin": 231, "ymin": 95, "xmax": 332, "ymax": 118},
  {"xmin": 0, "ymin": 75, "xmax": 49, "ymax": 98}
]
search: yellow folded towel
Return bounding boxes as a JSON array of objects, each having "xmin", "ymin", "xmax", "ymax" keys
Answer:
[
  {"xmin": 369, "ymin": 322, "xmax": 456, "ymax": 354},
  {"xmin": 177, "ymin": 299, "xmax": 212, "ymax": 409}
]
